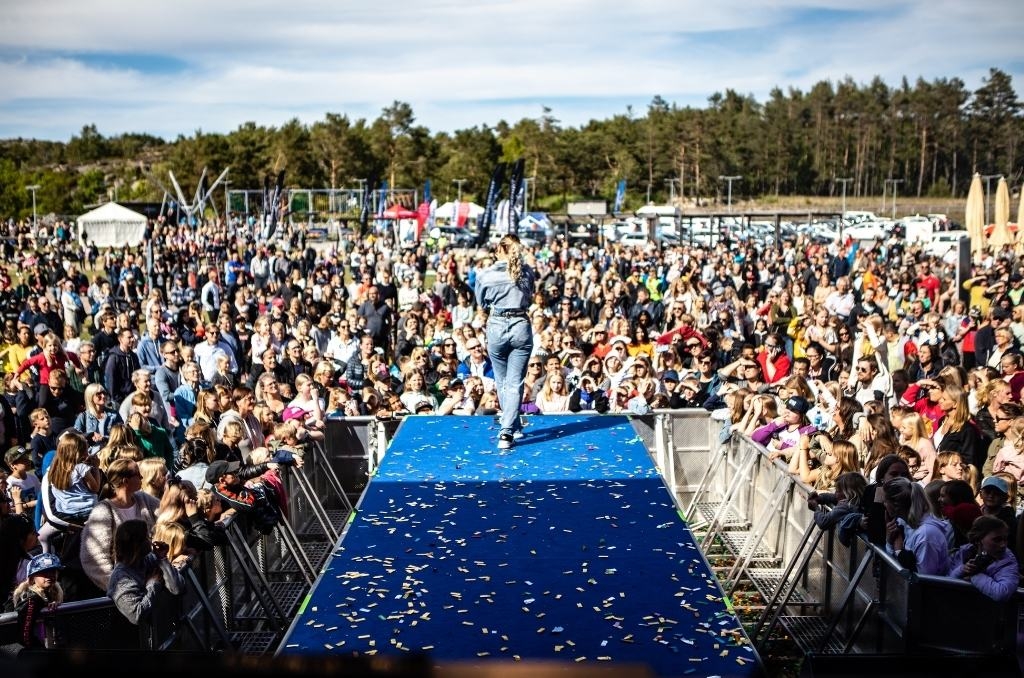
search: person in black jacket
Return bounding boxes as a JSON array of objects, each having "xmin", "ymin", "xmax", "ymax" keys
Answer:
[
  {"xmin": 856, "ymin": 454, "xmax": 912, "ymax": 547},
  {"xmin": 935, "ymin": 381, "xmax": 986, "ymax": 476},
  {"xmin": 568, "ymin": 375, "xmax": 609, "ymax": 414},
  {"xmin": 104, "ymin": 328, "xmax": 142, "ymax": 408},
  {"xmin": 35, "ymin": 369, "xmax": 84, "ymax": 436}
]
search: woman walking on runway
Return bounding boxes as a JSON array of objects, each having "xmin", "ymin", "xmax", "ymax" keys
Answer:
[{"xmin": 475, "ymin": 234, "xmax": 536, "ymax": 450}]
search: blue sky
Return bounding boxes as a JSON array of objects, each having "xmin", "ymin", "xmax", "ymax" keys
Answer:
[{"xmin": 0, "ymin": 0, "xmax": 1022, "ymax": 142}]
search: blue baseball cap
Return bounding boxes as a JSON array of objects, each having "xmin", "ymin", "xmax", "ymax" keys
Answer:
[{"xmin": 27, "ymin": 553, "xmax": 63, "ymax": 577}]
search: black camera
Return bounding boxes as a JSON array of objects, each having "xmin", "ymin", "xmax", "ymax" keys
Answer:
[{"xmin": 973, "ymin": 552, "xmax": 994, "ymax": 571}]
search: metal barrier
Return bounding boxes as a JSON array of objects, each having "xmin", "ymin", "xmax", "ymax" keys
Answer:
[
  {"xmin": 4, "ymin": 410, "xmax": 1020, "ymax": 664},
  {"xmin": 0, "ymin": 412, "xmax": 714, "ymax": 655},
  {"xmin": 700, "ymin": 431, "xmax": 1024, "ymax": 662}
]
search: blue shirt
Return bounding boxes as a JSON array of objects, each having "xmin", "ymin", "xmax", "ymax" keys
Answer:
[{"xmin": 474, "ymin": 261, "xmax": 536, "ymax": 312}]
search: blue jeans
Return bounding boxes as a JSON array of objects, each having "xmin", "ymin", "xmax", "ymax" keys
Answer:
[{"xmin": 486, "ymin": 315, "xmax": 533, "ymax": 435}]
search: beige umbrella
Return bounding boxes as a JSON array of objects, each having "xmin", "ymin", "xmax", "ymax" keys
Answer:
[
  {"xmin": 988, "ymin": 176, "xmax": 1013, "ymax": 251},
  {"xmin": 1016, "ymin": 184, "xmax": 1024, "ymax": 255},
  {"xmin": 966, "ymin": 172, "xmax": 984, "ymax": 260}
]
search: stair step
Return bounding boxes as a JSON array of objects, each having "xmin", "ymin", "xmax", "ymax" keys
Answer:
[
  {"xmin": 276, "ymin": 540, "xmax": 332, "ymax": 575},
  {"xmin": 690, "ymin": 502, "xmax": 750, "ymax": 530},
  {"xmin": 719, "ymin": 531, "xmax": 782, "ymax": 566},
  {"xmin": 296, "ymin": 512, "xmax": 349, "ymax": 541},
  {"xmin": 236, "ymin": 580, "xmax": 307, "ymax": 621},
  {"xmin": 230, "ymin": 630, "xmax": 280, "ymax": 655},
  {"xmin": 778, "ymin": 615, "xmax": 846, "ymax": 655},
  {"xmin": 268, "ymin": 581, "xmax": 307, "ymax": 616},
  {"xmin": 747, "ymin": 568, "xmax": 818, "ymax": 606}
]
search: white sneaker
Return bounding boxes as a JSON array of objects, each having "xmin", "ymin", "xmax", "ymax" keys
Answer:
[
  {"xmin": 512, "ymin": 431, "xmax": 524, "ymax": 440},
  {"xmin": 497, "ymin": 433, "xmax": 514, "ymax": 450}
]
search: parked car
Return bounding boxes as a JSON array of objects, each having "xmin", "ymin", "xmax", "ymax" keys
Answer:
[
  {"xmin": 435, "ymin": 226, "xmax": 476, "ymax": 248},
  {"xmin": 564, "ymin": 222, "xmax": 600, "ymax": 247},
  {"xmin": 619, "ymin": 232, "xmax": 653, "ymax": 248},
  {"xmin": 843, "ymin": 220, "xmax": 888, "ymax": 241}
]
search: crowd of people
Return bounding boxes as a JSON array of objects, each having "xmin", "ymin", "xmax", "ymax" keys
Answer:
[{"xmin": 0, "ymin": 212, "xmax": 1022, "ymax": 653}]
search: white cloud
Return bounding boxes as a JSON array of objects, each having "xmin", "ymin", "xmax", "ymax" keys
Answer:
[{"xmin": 0, "ymin": 0, "xmax": 1021, "ymax": 140}]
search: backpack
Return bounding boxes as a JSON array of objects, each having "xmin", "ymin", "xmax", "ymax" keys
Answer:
[{"xmin": 243, "ymin": 480, "xmax": 282, "ymax": 535}]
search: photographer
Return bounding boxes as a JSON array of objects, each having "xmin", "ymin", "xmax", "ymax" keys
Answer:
[
  {"xmin": 883, "ymin": 476, "xmax": 950, "ymax": 575},
  {"xmin": 948, "ymin": 515, "xmax": 1018, "ymax": 602},
  {"xmin": 106, "ymin": 518, "xmax": 185, "ymax": 649}
]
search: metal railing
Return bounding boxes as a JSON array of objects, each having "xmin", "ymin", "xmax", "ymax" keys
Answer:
[
  {"xmin": 694, "ymin": 432, "xmax": 1024, "ymax": 660},
  {"xmin": 0, "ymin": 410, "xmax": 725, "ymax": 656}
]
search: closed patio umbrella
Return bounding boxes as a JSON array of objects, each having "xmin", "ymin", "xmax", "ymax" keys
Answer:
[
  {"xmin": 988, "ymin": 176, "xmax": 1013, "ymax": 252},
  {"xmin": 1016, "ymin": 184, "xmax": 1024, "ymax": 255},
  {"xmin": 966, "ymin": 173, "xmax": 985, "ymax": 261}
]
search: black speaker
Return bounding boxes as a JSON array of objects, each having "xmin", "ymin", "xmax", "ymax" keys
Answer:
[{"xmin": 325, "ymin": 419, "xmax": 371, "ymax": 503}]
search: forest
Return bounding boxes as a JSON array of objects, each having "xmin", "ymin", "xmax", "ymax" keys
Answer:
[{"xmin": 0, "ymin": 67, "xmax": 1020, "ymax": 220}]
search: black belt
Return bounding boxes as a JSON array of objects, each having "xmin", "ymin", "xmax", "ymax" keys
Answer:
[{"xmin": 493, "ymin": 308, "xmax": 528, "ymax": 317}]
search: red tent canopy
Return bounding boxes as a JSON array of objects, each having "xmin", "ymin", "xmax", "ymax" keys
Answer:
[
  {"xmin": 382, "ymin": 204, "xmax": 416, "ymax": 219},
  {"xmin": 984, "ymin": 222, "xmax": 1019, "ymax": 236}
]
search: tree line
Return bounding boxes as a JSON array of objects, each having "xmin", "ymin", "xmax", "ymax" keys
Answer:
[{"xmin": 0, "ymin": 67, "xmax": 1020, "ymax": 221}]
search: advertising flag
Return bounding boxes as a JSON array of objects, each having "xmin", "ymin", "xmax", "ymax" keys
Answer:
[
  {"xmin": 613, "ymin": 180, "xmax": 627, "ymax": 214},
  {"xmin": 477, "ymin": 162, "xmax": 507, "ymax": 246}
]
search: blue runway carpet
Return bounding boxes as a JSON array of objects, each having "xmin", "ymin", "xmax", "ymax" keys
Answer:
[{"xmin": 279, "ymin": 415, "xmax": 761, "ymax": 677}]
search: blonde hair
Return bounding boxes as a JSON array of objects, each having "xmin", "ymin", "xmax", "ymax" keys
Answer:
[
  {"xmin": 249, "ymin": 446, "xmax": 271, "ymax": 464},
  {"xmin": 326, "ymin": 387, "xmax": 347, "ymax": 412},
  {"xmin": 196, "ymin": 488, "xmax": 219, "ymax": 514},
  {"xmin": 138, "ymin": 457, "xmax": 168, "ymax": 498},
  {"xmin": 497, "ymin": 234, "xmax": 525, "ymax": 284},
  {"xmin": 157, "ymin": 478, "xmax": 198, "ymax": 526},
  {"xmin": 726, "ymin": 387, "xmax": 752, "ymax": 424},
  {"xmin": 940, "ymin": 383, "xmax": 971, "ymax": 432},
  {"xmin": 185, "ymin": 422, "xmax": 217, "ymax": 461},
  {"xmin": 978, "ymin": 378, "xmax": 1011, "ymax": 408},
  {"xmin": 273, "ymin": 420, "xmax": 300, "ymax": 444},
  {"xmin": 901, "ymin": 411, "xmax": 931, "ymax": 447},
  {"xmin": 48, "ymin": 431, "xmax": 89, "ymax": 491},
  {"xmin": 221, "ymin": 420, "xmax": 244, "ymax": 445},
  {"xmin": 933, "ymin": 450, "xmax": 963, "ymax": 481},
  {"xmin": 83, "ymin": 382, "xmax": 107, "ymax": 418},
  {"xmin": 152, "ymin": 521, "xmax": 188, "ymax": 562}
]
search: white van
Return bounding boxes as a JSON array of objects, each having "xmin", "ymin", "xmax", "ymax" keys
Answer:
[
  {"xmin": 842, "ymin": 210, "xmax": 878, "ymax": 224},
  {"xmin": 926, "ymin": 231, "xmax": 969, "ymax": 264}
]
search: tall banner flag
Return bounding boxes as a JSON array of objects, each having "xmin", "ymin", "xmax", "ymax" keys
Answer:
[
  {"xmin": 416, "ymin": 200, "xmax": 431, "ymax": 231},
  {"xmin": 456, "ymin": 201, "xmax": 470, "ymax": 227},
  {"xmin": 507, "ymin": 158, "xmax": 526, "ymax": 235},
  {"xmin": 359, "ymin": 176, "xmax": 375, "ymax": 235},
  {"xmin": 423, "ymin": 179, "xmax": 432, "ymax": 206},
  {"xmin": 477, "ymin": 162, "xmax": 507, "ymax": 246},
  {"xmin": 495, "ymin": 199, "xmax": 511, "ymax": 239},
  {"xmin": 261, "ymin": 170, "xmax": 286, "ymax": 242},
  {"xmin": 613, "ymin": 180, "xmax": 627, "ymax": 214},
  {"xmin": 377, "ymin": 180, "xmax": 389, "ymax": 217},
  {"xmin": 375, "ymin": 180, "xmax": 389, "ymax": 233}
]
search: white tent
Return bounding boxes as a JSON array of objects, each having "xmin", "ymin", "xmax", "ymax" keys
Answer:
[
  {"xmin": 433, "ymin": 201, "xmax": 485, "ymax": 220},
  {"xmin": 77, "ymin": 202, "xmax": 148, "ymax": 248}
]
